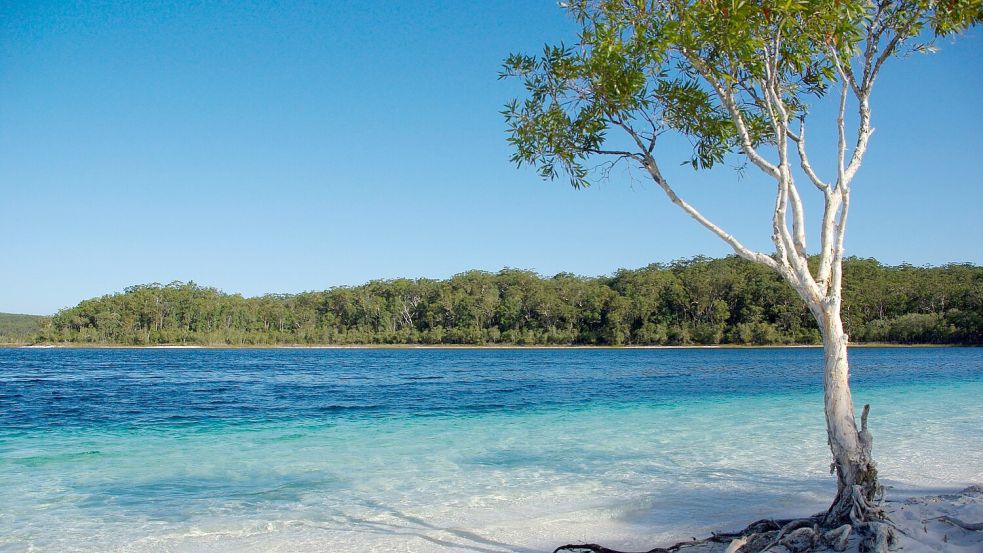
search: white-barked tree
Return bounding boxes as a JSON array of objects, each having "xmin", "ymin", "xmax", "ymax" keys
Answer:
[{"xmin": 502, "ymin": 0, "xmax": 981, "ymax": 549}]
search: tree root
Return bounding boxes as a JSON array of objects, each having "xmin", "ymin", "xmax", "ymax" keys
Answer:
[
  {"xmin": 554, "ymin": 508, "xmax": 898, "ymax": 553},
  {"xmin": 926, "ymin": 516, "xmax": 983, "ymax": 531}
]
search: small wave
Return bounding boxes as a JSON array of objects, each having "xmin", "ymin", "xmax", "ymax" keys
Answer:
[
  {"xmin": 314, "ymin": 404, "xmax": 378, "ymax": 413},
  {"xmin": 7, "ymin": 450, "xmax": 102, "ymax": 467}
]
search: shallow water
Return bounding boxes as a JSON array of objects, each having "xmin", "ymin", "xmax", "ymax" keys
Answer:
[{"xmin": 1, "ymin": 348, "xmax": 981, "ymax": 552}]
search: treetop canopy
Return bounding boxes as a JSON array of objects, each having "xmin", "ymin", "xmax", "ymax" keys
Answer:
[{"xmin": 502, "ymin": 0, "xmax": 982, "ymax": 186}]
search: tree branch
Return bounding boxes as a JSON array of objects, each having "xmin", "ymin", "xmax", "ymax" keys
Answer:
[
  {"xmin": 787, "ymin": 180, "xmax": 809, "ymax": 256},
  {"xmin": 639, "ymin": 154, "xmax": 782, "ymax": 274},
  {"xmin": 816, "ymin": 188, "xmax": 841, "ymax": 294},
  {"xmin": 684, "ymin": 51, "xmax": 781, "ymax": 179},
  {"xmin": 795, "ymin": 119, "xmax": 830, "ymax": 192},
  {"xmin": 609, "ymin": 125, "xmax": 777, "ymax": 274},
  {"xmin": 831, "ymin": 57, "xmax": 851, "ymax": 188},
  {"xmin": 829, "ymin": 185, "xmax": 851, "ymax": 301},
  {"xmin": 759, "ymin": 49, "xmax": 814, "ymax": 287}
]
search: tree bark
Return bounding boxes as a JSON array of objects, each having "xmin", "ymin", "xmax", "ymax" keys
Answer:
[{"xmin": 816, "ymin": 303, "xmax": 880, "ymax": 526}]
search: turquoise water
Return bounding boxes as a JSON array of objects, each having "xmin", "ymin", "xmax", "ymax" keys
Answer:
[{"xmin": 1, "ymin": 348, "xmax": 981, "ymax": 552}]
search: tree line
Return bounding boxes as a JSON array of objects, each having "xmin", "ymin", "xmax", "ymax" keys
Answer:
[
  {"xmin": 0, "ymin": 313, "xmax": 43, "ymax": 344},
  {"xmin": 37, "ymin": 257, "xmax": 982, "ymax": 346}
]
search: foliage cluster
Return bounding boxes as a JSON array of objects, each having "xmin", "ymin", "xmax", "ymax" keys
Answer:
[
  {"xmin": 36, "ymin": 257, "xmax": 982, "ymax": 346},
  {"xmin": 503, "ymin": 0, "xmax": 982, "ymax": 186}
]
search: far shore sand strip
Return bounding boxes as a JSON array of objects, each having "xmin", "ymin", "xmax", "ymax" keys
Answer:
[{"xmin": 11, "ymin": 343, "xmax": 962, "ymax": 350}]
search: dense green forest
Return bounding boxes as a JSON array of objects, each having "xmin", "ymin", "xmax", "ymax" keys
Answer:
[
  {"xmin": 0, "ymin": 313, "xmax": 43, "ymax": 344},
  {"xmin": 33, "ymin": 257, "xmax": 983, "ymax": 346}
]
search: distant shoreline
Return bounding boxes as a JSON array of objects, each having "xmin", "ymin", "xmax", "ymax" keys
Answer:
[{"xmin": 1, "ymin": 342, "xmax": 970, "ymax": 350}]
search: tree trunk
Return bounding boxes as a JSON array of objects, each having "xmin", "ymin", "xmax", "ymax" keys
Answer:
[{"xmin": 817, "ymin": 304, "xmax": 880, "ymax": 526}]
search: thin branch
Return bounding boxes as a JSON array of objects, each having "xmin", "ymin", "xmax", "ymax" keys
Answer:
[
  {"xmin": 815, "ymin": 69, "xmax": 852, "ymax": 295},
  {"xmin": 770, "ymin": 175, "xmax": 794, "ymax": 274},
  {"xmin": 831, "ymin": 45, "xmax": 863, "ymax": 101},
  {"xmin": 684, "ymin": 51, "xmax": 781, "ymax": 179},
  {"xmin": 588, "ymin": 149, "xmax": 643, "ymax": 158},
  {"xmin": 639, "ymin": 154, "xmax": 782, "ymax": 274},
  {"xmin": 840, "ymin": 3, "xmax": 915, "ymax": 186},
  {"xmin": 843, "ymin": 95, "xmax": 871, "ymax": 185},
  {"xmin": 816, "ymin": 188, "xmax": 841, "ymax": 293},
  {"xmin": 592, "ymin": 154, "xmax": 637, "ymax": 183},
  {"xmin": 831, "ymin": 56, "xmax": 850, "ymax": 188},
  {"xmin": 870, "ymin": 32, "xmax": 902, "ymax": 86},
  {"xmin": 795, "ymin": 119, "xmax": 830, "ymax": 192},
  {"xmin": 829, "ymin": 185, "xmax": 851, "ymax": 301},
  {"xmin": 759, "ymin": 49, "xmax": 813, "ymax": 281},
  {"xmin": 756, "ymin": 68, "xmax": 797, "ymax": 269},
  {"xmin": 787, "ymin": 180, "xmax": 809, "ymax": 257},
  {"xmin": 841, "ymin": 6, "xmax": 917, "ymax": 186},
  {"xmin": 638, "ymin": 109, "xmax": 661, "ymax": 154},
  {"xmin": 613, "ymin": 117, "xmax": 781, "ymax": 272}
]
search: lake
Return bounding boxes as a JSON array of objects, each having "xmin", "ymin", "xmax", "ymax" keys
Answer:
[{"xmin": 1, "ymin": 347, "xmax": 981, "ymax": 552}]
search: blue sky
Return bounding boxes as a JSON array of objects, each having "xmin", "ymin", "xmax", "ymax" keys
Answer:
[{"xmin": 1, "ymin": 1, "xmax": 981, "ymax": 315}]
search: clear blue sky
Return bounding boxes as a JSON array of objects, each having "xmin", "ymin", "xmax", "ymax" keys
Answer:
[{"xmin": 2, "ymin": 1, "xmax": 981, "ymax": 315}]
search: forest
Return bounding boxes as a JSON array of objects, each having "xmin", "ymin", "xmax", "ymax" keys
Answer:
[
  {"xmin": 0, "ymin": 313, "xmax": 43, "ymax": 344},
  {"xmin": 33, "ymin": 257, "xmax": 983, "ymax": 346}
]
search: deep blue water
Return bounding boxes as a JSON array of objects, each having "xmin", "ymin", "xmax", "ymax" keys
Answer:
[{"xmin": 1, "ymin": 347, "xmax": 980, "ymax": 430}]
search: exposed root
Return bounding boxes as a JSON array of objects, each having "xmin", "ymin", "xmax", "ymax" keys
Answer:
[
  {"xmin": 722, "ymin": 536, "xmax": 746, "ymax": 553},
  {"xmin": 554, "ymin": 509, "xmax": 897, "ymax": 553},
  {"xmin": 756, "ymin": 519, "xmax": 816, "ymax": 552},
  {"xmin": 552, "ymin": 520, "xmax": 794, "ymax": 553},
  {"xmin": 858, "ymin": 521, "xmax": 895, "ymax": 553},
  {"xmin": 554, "ymin": 518, "xmax": 809, "ymax": 553},
  {"xmin": 822, "ymin": 524, "xmax": 852, "ymax": 552},
  {"xmin": 926, "ymin": 515, "xmax": 983, "ymax": 531},
  {"xmin": 553, "ymin": 541, "xmax": 709, "ymax": 553}
]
